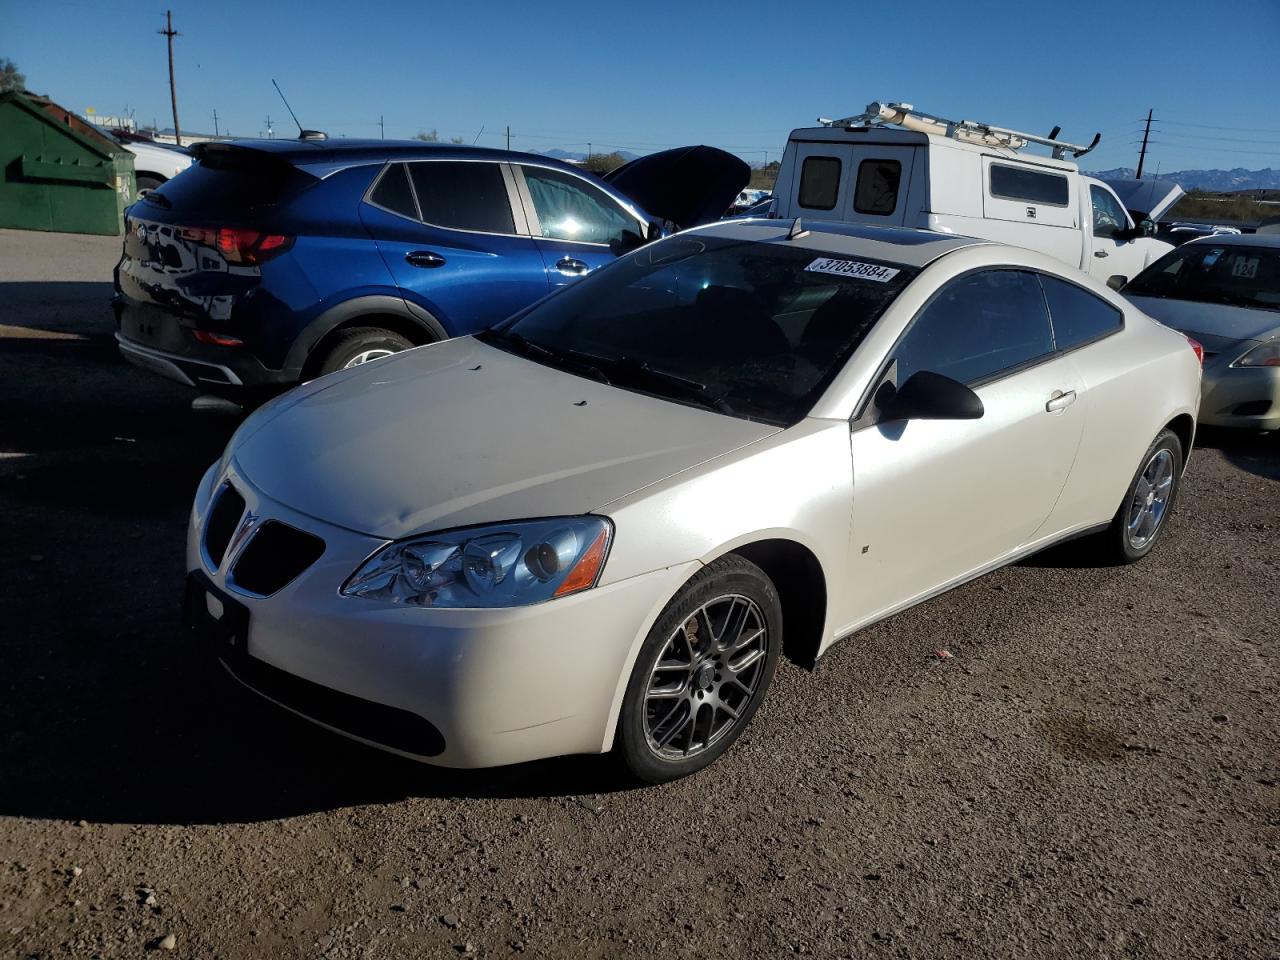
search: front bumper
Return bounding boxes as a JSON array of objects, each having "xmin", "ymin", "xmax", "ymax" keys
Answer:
[
  {"xmin": 115, "ymin": 296, "xmax": 296, "ymax": 396},
  {"xmin": 184, "ymin": 462, "xmax": 693, "ymax": 768},
  {"xmin": 1198, "ymin": 357, "xmax": 1280, "ymax": 431}
]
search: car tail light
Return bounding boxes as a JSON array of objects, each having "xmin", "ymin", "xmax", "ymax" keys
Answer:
[
  {"xmin": 178, "ymin": 226, "xmax": 293, "ymax": 265},
  {"xmin": 193, "ymin": 330, "xmax": 244, "ymax": 347},
  {"xmin": 1186, "ymin": 337, "xmax": 1204, "ymax": 366}
]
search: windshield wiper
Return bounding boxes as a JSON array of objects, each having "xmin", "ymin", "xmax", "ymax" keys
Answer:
[
  {"xmin": 480, "ymin": 329, "xmax": 613, "ymax": 384},
  {"xmin": 588, "ymin": 355, "xmax": 736, "ymax": 416}
]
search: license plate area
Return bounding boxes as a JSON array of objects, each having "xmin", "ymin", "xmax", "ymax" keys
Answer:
[{"xmin": 183, "ymin": 571, "xmax": 250, "ymax": 661}]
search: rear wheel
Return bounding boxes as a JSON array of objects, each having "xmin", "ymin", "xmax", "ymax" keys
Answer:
[
  {"xmin": 135, "ymin": 175, "xmax": 164, "ymax": 197},
  {"xmin": 314, "ymin": 327, "xmax": 415, "ymax": 376},
  {"xmin": 616, "ymin": 555, "xmax": 781, "ymax": 784},
  {"xmin": 1099, "ymin": 428, "xmax": 1184, "ymax": 564}
]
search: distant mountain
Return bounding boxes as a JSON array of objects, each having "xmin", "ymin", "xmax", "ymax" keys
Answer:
[
  {"xmin": 540, "ymin": 147, "xmax": 641, "ymax": 163},
  {"xmin": 1087, "ymin": 166, "xmax": 1280, "ymax": 192}
]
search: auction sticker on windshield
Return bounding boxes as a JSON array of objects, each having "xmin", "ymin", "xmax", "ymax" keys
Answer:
[{"xmin": 805, "ymin": 258, "xmax": 900, "ymax": 282}]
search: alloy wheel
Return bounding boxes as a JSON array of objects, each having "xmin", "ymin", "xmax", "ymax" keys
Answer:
[
  {"xmin": 343, "ymin": 348, "xmax": 396, "ymax": 369},
  {"xmin": 1127, "ymin": 448, "xmax": 1175, "ymax": 549},
  {"xmin": 643, "ymin": 594, "xmax": 769, "ymax": 760}
]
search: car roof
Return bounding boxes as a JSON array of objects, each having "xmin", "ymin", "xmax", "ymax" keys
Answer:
[
  {"xmin": 689, "ymin": 218, "xmax": 988, "ymax": 268},
  {"xmin": 197, "ymin": 138, "xmax": 587, "ymax": 175},
  {"xmin": 1185, "ymin": 232, "xmax": 1280, "ymax": 249}
]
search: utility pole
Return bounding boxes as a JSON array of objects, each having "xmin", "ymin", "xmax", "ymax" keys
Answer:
[
  {"xmin": 264, "ymin": 115, "xmax": 274, "ymax": 139},
  {"xmin": 379, "ymin": 115, "xmax": 385, "ymax": 139},
  {"xmin": 587, "ymin": 142, "xmax": 592, "ymax": 163},
  {"xmin": 212, "ymin": 108, "xmax": 219, "ymax": 138},
  {"xmin": 506, "ymin": 125, "xmax": 510, "ymax": 150},
  {"xmin": 1136, "ymin": 108, "xmax": 1154, "ymax": 180},
  {"xmin": 158, "ymin": 10, "xmax": 181, "ymax": 145}
]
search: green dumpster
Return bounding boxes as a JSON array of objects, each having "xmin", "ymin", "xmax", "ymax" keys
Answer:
[{"xmin": 0, "ymin": 91, "xmax": 136, "ymax": 236}]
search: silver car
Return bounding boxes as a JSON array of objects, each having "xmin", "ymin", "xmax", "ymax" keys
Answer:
[
  {"xmin": 184, "ymin": 220, "xmax": 1202, "ymax": 783},
  {"xmin": 1124, "ymin": 233, "xmax": 1280, "ymax": 430}
]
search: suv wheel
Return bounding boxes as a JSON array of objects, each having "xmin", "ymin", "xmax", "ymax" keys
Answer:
[{"xmin": 315, "ymin": 327, "xmax": 416, "ymax": 375}]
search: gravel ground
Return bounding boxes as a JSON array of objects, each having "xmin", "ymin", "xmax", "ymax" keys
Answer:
[{"xmin": 1, "ymin": 228, "xmax": 1277, "ymax": 960}]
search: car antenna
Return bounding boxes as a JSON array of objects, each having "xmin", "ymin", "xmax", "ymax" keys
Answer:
[
  {"xmin": 787, "ymin": 217, "xmax": 809, "ymax": 240},
  {"xmin": 272, "ymin": 79, "xmax": 327, "ymax": 141}
]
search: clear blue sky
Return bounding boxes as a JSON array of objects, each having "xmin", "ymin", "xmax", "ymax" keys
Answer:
[{"xmin": 7, "ymin": 0, "xmax": 1280, "ymax": 172}]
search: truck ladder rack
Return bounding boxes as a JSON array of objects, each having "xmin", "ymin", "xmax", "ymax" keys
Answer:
[{"xmin": 818, "ymin": 101, "xmax": 1101, "ymax": 160}]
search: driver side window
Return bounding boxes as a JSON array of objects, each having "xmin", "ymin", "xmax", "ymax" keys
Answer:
[
  {"xmin": 893, "ymin": 270, "xmax": 1054, "ymax": 387},
  {"xmin": 1090, "ymin": 185, "xmax": 1128, "ymax": 239}
]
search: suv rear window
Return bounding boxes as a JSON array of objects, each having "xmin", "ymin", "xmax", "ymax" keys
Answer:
[
  {"xmin": 408, "ymin": 161, "xmax": 515, "ymax": 234},
  {"xmin": 147, "ymin": 146, "xmax": 314, "ymax": 211},
  {"xmin": 989, "ymin": 164, "xmax": 1069, "ymax": 206}
]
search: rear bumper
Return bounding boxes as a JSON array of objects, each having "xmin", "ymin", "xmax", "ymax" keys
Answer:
[{"xmin": 114, "ymin": 296, "xmax": 297, "ymax": 395}]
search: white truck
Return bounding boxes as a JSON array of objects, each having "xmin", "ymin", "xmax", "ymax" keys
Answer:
[{"xmin": 767, "ymin": 102, "xmax": 1175, "ymax": 286}]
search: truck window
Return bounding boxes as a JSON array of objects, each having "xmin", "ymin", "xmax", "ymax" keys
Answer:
[
  {"xmin": 989, "ymin": 164, "xmax": 1069, "ymax": 207},
  {"xmin": 894, "ymin": 270, "xmax": 1054, "ymax": 386},
  {"xmin": 1089, "ymin": 185, "xmax": 1129, "ymax": 238},
  {"xmin": 798, "ymin": 156, "xmax": 841, "ymax": 211},
  {"xmin": 854, "ymin": 159, "xmax": 901, "ymax": 216},
  {"xmin": 1039, "ymin": 274, "xmax": 1124, "ymax": 350}
]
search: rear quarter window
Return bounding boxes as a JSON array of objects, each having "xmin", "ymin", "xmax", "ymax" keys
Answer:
[
  {"xmin": 367, "ymin": 163, "xmax": 418, "ymax": 219},
  {"xmin": 798, "ymin": 156, "xmax": 841, "ymax": 211},
  {"xmin": 1039, "ymin": 274, "xmax": 1124, "ymax": 349},
  {"xmin": 989, "ymin": 164, "xmax": 1069, "ymax": 206}
]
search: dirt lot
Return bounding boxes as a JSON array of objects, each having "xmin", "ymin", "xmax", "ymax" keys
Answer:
[{"xmin": 1, "ymin": 228, "xmax": 1277, "ymax": 960}]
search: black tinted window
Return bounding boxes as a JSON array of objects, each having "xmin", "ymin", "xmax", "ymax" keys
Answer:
[
  {"xmin": 798, "ymin": 156, "xmax": 841, "ymax": 210},
  {"xmin": 854, "ymin": 159, "xmax": 901, "ymax": 215},
  {"xmin": 368, "ymin": 163, "xmax": 417, "ymax": 218},
  {"xmin": 1040, "ymin": 275, "xmax": 1123, "ymax": 349},
  {"xmin": 990, "ymin": 164, "xmax": 1069, "ymax": 206},
  {"xmin": 895, "ymin": 270, "xmax": 1054, "ymax": 385},
  {"xmin": 409, "ymin": 161, "xmax": 514, "ymax": 234},
  {"xmin": 149, "ymin": 148, "xmax": 313, "ymax": 212}
]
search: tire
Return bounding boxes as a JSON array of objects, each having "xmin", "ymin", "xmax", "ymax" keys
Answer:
[
  {"xmin": 314, "ymin": 327, "xmax": 415, "ymax": 376},
  {"xmin": 135, "ymin": 175, "xmax": 164, "ymax": 197},
  {"xmin": 1099, "ymin": 427, "xmax": 1184, "ymax": 564},
  {"xmin": 616, "ymin": 554, "xmax": 782, "ymax": 784}
]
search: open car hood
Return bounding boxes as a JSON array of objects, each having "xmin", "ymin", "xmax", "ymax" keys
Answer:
[
  {"xmin": 1102, "ymin": 178, "xmax": 1185, "ymax": 223},
  {"xmin": 605, "ymin": 146, "xmax": 750, "ymax": 229}
]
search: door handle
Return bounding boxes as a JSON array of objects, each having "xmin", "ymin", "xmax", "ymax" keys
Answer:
[
  {"xmin": 1093, "ymin": 250, "xmax": 1109, "ymax": 258},
  {"xmin": 1046, "ymin": 389, "xmax": 1077, "ymax": 413},
  {"xmin": 405, "ymin": 250, "xmax": 446, "ymax": 268},
  {"xmin": 555, "ymin": 257, "xmax": 590, "ymax": 277}
]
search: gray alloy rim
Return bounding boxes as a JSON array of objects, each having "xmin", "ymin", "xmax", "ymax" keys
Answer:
[
  {"xmin": 643, "ymin": 594, "xmax": 769, "ymax": 760},
  {"xmin": 1127, "ymin": 448, "xmax": 1175, "ymax": 549},
  {"xmin": 343, "ymin": 348, "xmax": 396, "ymax": 368}
]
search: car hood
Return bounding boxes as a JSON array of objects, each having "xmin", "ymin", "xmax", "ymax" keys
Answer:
[
  {"xmin": 1125, "ymin": 295, "xmax": 1280, "ymax": 344},
  {"xmin": 231, "ymin": 337, "xmax": 778, "ymax": 540},
  {"xmin": 604, "ymin": 146, "xmax": 751, "ymax": 229},
  {"xmin": 1100, "ymin": 177, "xmax": 1184, "ymax": 223}
]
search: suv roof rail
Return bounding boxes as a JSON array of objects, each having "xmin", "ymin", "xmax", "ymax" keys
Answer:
[{"xmin": 817, "ymin": 101, "xmax": 1100, "ymax": 161}]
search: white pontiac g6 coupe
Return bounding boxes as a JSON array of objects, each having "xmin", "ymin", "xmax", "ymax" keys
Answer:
[{"xmin": 185, "ymin": 220, "xmax": 1202, "ymax": 782}]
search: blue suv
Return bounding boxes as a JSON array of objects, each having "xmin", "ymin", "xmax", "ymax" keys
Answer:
[{"xmin": 113, "ymin": 139, "xmax": 747, "ymax": 401}]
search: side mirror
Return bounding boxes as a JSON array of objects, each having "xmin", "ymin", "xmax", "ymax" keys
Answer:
[
  {"xmin": 1106, "ymin": 274, "xmax": 1128, "ymax": 292},
  {"xmin": 645, "ymin": 221, "xmax": 663, "ymax": 242},
  {"xmin": 880, "ymin": 370, "xmax": 984, "ymax": 422},
  {"xmin": 1139, "ymin": 217, "xmax": 1157, "ymax": 238},
  {"xmin": 612, "ymin": 229, "xmax": 648, "ymax": 254}
]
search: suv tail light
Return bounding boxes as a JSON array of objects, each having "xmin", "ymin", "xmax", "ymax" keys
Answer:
[
  {"xmin": 178, "ymin": 226, "xmax": 293, "ymax": 265},
  {"xmin": 1186, "ymin": 336, "xmax": 1204, "ymax": 366}
]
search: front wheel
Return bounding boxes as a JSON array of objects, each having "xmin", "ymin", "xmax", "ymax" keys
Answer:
[
  {"xmin": 1100, "ymin": 428, "xmax": 1184, "ymax": 564},
  {"xmin": 616, "ymin": 555, "xmax": 781, "ymax": 784}
]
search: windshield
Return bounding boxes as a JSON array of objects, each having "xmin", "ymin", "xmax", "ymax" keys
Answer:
[
  {"xmin": 481, "ymin": 234, "xmax": 916, "ymax": 426},
  {"xmin": 1125, "ymin": 243, "xmax": 1280, "ymax": 312}
]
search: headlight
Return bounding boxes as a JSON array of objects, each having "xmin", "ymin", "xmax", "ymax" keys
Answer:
[
  {"xmin": 341, "ymin": 517, "xmax": 612, "ymax": 608},
  {"xmin": 1235, "ymin": 340, "xmax": 1280, "ymax": 367}
]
